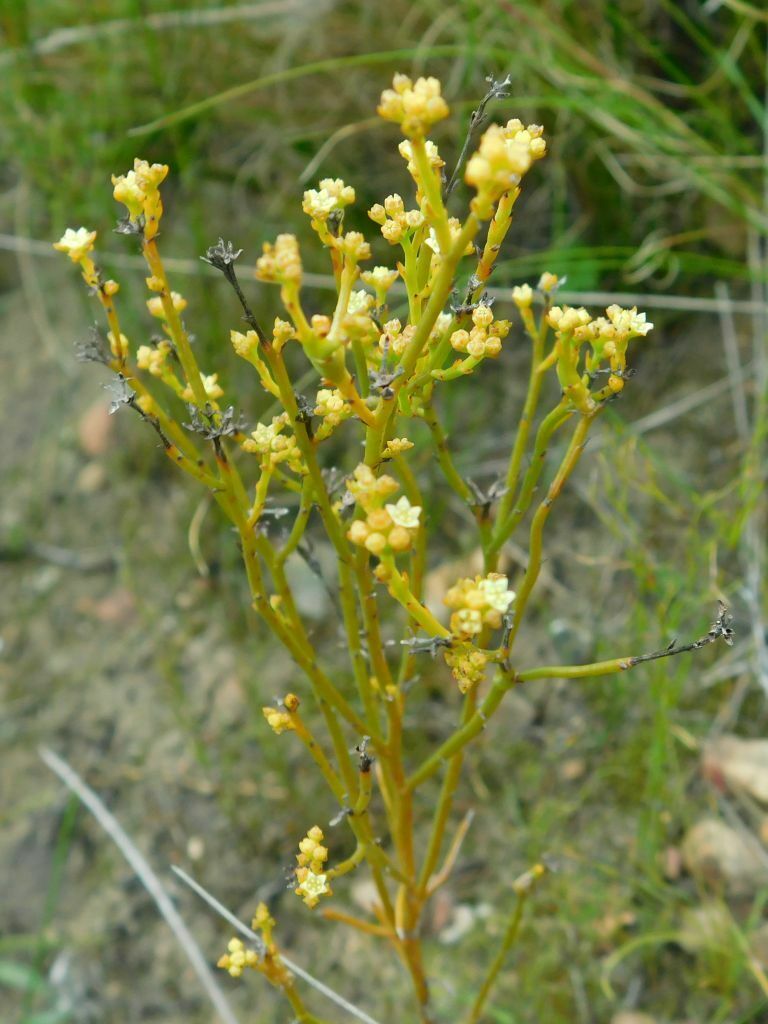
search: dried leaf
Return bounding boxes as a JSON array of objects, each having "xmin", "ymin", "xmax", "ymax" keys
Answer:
[
  {"xmin": 703, "ymin": 735, "xmax": 768, "ymax": 804},
  {"xmin": 77, "ymin": 399, "xmax": 115, "ymax": 456},
  {"xmin": 682, "ymin": 818, "xmax": 768, "ymax": 895}
]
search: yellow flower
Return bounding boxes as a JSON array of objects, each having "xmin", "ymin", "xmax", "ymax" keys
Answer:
[
  {"xmin": 111, "ymin": 170, "xmax": 145, "ymax": 219},
  {"xmin": 337, "ymin": 231, "xmax": 371, "ymax": 262},
  {"xmin": 53, "ymin": 227, "xmax": 97, "ymax": 262},
  {"xmin": 217, "ymin": 937, "xmax": 258, "ymax": 978},
  {"xmin": 318, "ymin": 177, "xmax": 356, "ymax": 205},
  {"xmin": 132, "ymin": 159, "xmax": 169, "ymax": 191},
  {"xmin": 230, "ymin": 329, "xmax": 259, "ymax": 357},
  {"xmin": 385, "ymin": 496, "xmax": 421, "ymax": 530},
  {"xmin": 537, "ymin": 271, "xmax": 560, "ymax": 293},
  {"xmin": 381, "ymin": 436, "xmax": 414, "ymax": 459},
  {"xmin": 445, "ymin": 643, "xmax": 488, "ymax": 693},
  {"xmin": 255, "ymin": 234, "xmax": 302, "ymax": 285},
  {"xmin": 398, "ymin": 139, "xmax": 444, "ymax": 174},
  {"xmin": 146, "ymin": 292, "xmax": 187, "ymax": 319},
  {"xmin": 293, "ymin": 826, "xmax": 332, "ymax": 908},
  {"xmin": 302, "ymin": 188, "xmax": 339, "ymax": 221},
  {"xmin": 546, "ymin": 306, "xmax": 591, "ymax": 334},
  {"xmin": 378, "ymin": 74, "xmax": 449, "ymax": 136},
  {"xmin": 295, "ymin": 870, "xmax": 330, "ymax": 908},
  {"xmin": 605, "ymin": 304, "xmax": 653, "ymax": 338},
  {"xmin": 465, "ymin": 124, "xmax": 533, "ymax": 219},
  {"xmin": 181, "ymin": 373, "xmax": 223, "ymax": 402},
  {"xmin": 272, "ymin": 319, "xmax": 295, "ymax": 350},
  {"xmin": 449, "ymin": 306, "xmax": 509, "ymax": 361},
  {"xmin": 136, "ymin": 342, "xmax": 170, "ymax": 376},
  {"xmin": 512, "ymin": 284, "xmax": 533, "ymax": 309},
  {"xmin": 503, "ymin": 119, "xmax": 547, "ymax": 161},
  {"xmin": 361, "ymin": 266, "xmax": 399, "ymax": 293},
  {"xmin": 262, "ymin": 706, "xmax": 294, "ymax": 735},
  {"xmin": 368, "ymin": 203, "xmax": 386, "ymax": 225},
  {"xmin": 112, "ymin": 159, "xmax": 169, "ymax": 223},
  {"xmin": 444, "ymin": 573, "xmax": 516, "ymax": 637}
]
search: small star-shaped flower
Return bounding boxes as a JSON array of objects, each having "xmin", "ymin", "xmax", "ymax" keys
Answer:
[
  {"xmin": 385, "ymin": 496, "xmax": 421, "ymax": 529},
  {"xmin": 297, "ymin": 872, "xmax": 329, "ymax": 900}
]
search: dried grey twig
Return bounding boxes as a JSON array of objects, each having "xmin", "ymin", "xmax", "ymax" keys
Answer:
[{"xmin": 444, "ymin": 75, "xmax": 512, "ymax": 198}]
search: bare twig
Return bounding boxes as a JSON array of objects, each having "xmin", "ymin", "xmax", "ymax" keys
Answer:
[
  {"xmin": 444, "ymin": 75, "xmax": 512, "ymax": 198},
  {"xmin": 628, "ymin": 602, "xmax": 734, "ymax": 666}
]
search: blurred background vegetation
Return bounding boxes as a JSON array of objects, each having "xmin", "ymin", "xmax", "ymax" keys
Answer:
[{"xmin": 1, "ymin": 1, "xmax": 767, "ymax": 1022}]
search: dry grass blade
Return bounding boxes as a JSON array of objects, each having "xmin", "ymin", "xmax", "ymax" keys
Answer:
[
  {"xmin": 4, "ymin": 233, "xmax": 768, "ymax": 316},
  {"xmin": 39, "ymin": 747, "xmax": 240, "ymax": 1024},
  {"xmin": 716, "ymin": 282, "xmax": 751, "ymax": 440},
  {"xmin": 171, "ymin": 865, "xmax": 384, "ymax": 1024}
]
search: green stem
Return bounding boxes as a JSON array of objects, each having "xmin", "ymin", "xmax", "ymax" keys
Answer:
[
  {"xmin": 503, "ymin": 415, "xmax": 593, "ymax": 656},
  {"xmin": 492, "ymin": 320, "xmax": 549, "ymax": 539},
  {"xmin": 407, "ymin": 668, "xmax": 517, "ymax": 791},
  {"xmin": 468, "ymin": 886, "xmax": 529, "ymax": 1024},
  {"xmin": 486, "ymin": 401, "xmax": 573, "ymax": 562},
  {"xmin": 421, "ymin": 400, "xmax": 474, "ymax": 505},
  {"xmin": 416, "ymin": 687, "xmax": 476, "ymax": 893},
  {"xmin": 517, "ymin": 657, "xmax": 633, "ymax": 681},
  {"xmin": 384, "ymin": 561, "xmax": 451, "ymax": 638},
  {"xmin": 277, "ymin": 477, "xmax": 313, "ymax": 566},
  {"xmin": 142, "ymin": 239, "xmax": 208, "ymax": 409}
]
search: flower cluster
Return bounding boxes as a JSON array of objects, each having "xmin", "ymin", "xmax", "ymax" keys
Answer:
[
  {"xmin": 381, "ymin": 436, "xmax": 414, "ymax": 459},
  {"xmin": 398, "ymin": 138, "xmax": 445, "ymax": 177},
  {"xmin": 302, "ymin": 178, "xmax": 355, "ymax": 223},
  {"xmin": 262, "ymin": 694, "xmax": 299, "ymax": 735},
  {"xmin": 425, "ymin": 217, "xmax": 475, "ymax": 260},
  {"xmin": 465, "ymin": 120, "xmax": 546, "ymax": 219},
  {"xmin": 544, "ymin": 302, "xmax": 655, "ymax": 408},
  {"xmin": 444, "ymin": 573, "xmax": 516, "ymax": 638},
  {"xmin": 182, "ymin": 373, "xmax": 223, "ymax": 403},
  {"xmin": 360, "ymin": 265, "xmax": 399, "ymax": 305},
  {"xmin": 217, "ymin": 904, "xmax": 291, "ymax": 989},
  {"xmin": 444, "ymin": 643, "xmax": 489, "ymax": 694},
  {"xmin": 111, "ymin": 159, "xmax": 169, "ymax": 239},
  {"xmin": 368, "ymin": 194, "xmax": 425, "ymax": 245},
  {"xmin": 314, "ymin": 387, "xmax": 351, "ymax": 440},
  {"xmin": 217, "ymin": 937, "xmax": 259, "ymax": 978},
  {"xmin": 135, "ymin": 340, "xmax": 172, "ymax": 378},
  {"xmin": 255, "ymin": 234, "xmax": 302, "ymax": 286},
  {"xmin": 241, "ymin": 414, "xmax": 302, "ymax": 472},
  {"xmin": 53, "ymin": 226, "xmax": 97, "ymax": 263},
  {"xmin": 449, "ymin": 304, "xmax": 511, "ymax": 361},
  {"xmin": 294, "ymin": 825, "xmax": 331, "ymax": 908},
  {"xmin": 377, "ymin": 74, "xmax": 449, "ymax": 136},
  {"xmin": 147, "ymin": 290, "xmax": 187, "ymax": 320},
  {"xmin": 378, "ymin": 317, "xmax": 416, "ymax": 357},
  {"xmin": 341, "ymin": 290, "xmax": 378, "ymax": 347},
  {"xmin": 336, "ymin": 231, "xmax": 371, "ymax": 262},
  {"xmin": 346, "ymin": 464, "xmax": 421, "ymax": 556}
]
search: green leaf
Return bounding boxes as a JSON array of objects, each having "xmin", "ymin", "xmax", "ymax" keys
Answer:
[{"xmin": 0, "ymin": 959, "xmax": 48, "ymax": 993}]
